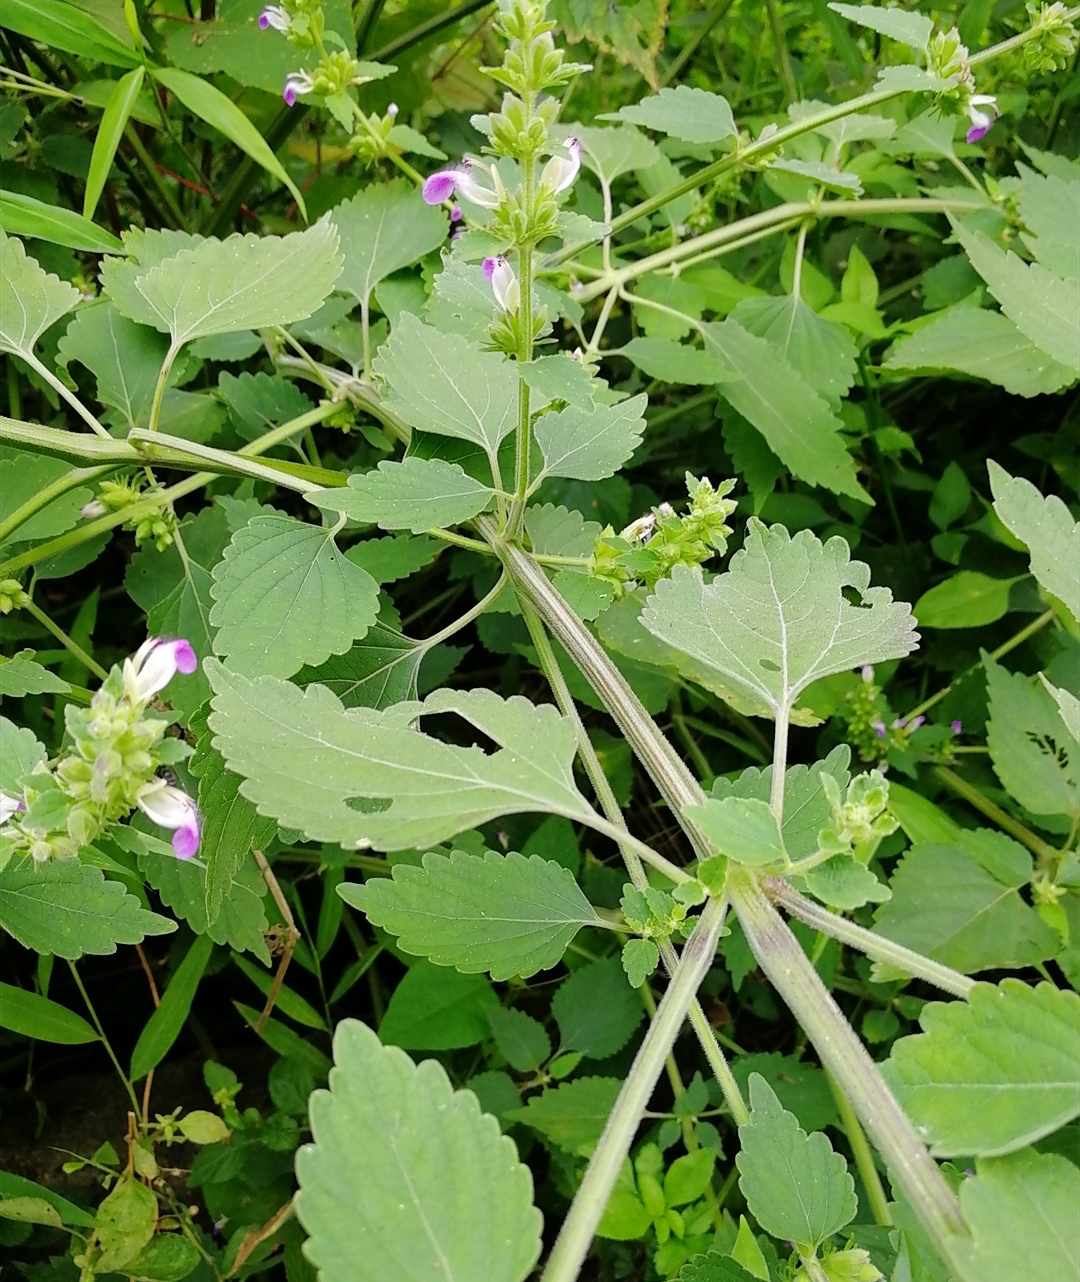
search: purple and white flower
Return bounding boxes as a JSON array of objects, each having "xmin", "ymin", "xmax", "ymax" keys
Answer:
[
  {"xmin": 0, "ymin": 791, "xmax": 25, "ymax": 827},
  {"xmin": 951, "ymin": 719, "xmax": 963, "ymax": 735},
  {"xmin": 124, "ymin": 637, "xmax": 198, "ymax": 704},
  {"xmin": 482, "ymin": 255, "xmax": 519, "ymax": 312},
  {"xmin": 283, "ymin": 70, "xmax": 314, "ymax": 107},
  {"xmin": 258, "ymin": 4, "xmax": 290, "ymax": 32},
  {"xmin": 540, "ymin": 136, "xmax": 581, "ymax": 194},
  {"xmin": 137, "ymin": 781, "xmax": 201, "ymax": 860},
  {"xmin": 421, "ymin": 159, "xmax": 500, "ymax": 209},
  {"xmin": 965, "ymin": 94, "xmax": 999, "ymax": 144}
]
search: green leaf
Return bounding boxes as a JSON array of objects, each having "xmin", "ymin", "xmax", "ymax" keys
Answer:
[
  {"xmin": 887, "ymin": 980, "xmax": 1080, "ymax": 1157},
  {"xmin": 207, "ymin": 666, "xmax": 594, "ymax": 851},
  {"xmin": 506, "ymin": 1076, "xmax": 622, "ymax": 1154},
  {"xmin": 731, "ymin": 296, "xmax": 858, "ymax": 405},
  {"xmin": 0, "ymin": 190, "xmax": 124, "ymax": 253},
  {"xmin": 873, "ymin": 834, "xmax": 1061, "ymax": 973},
  {"xmin": 296, "ymin": 1019, "xmax": 541, "ymax": 1282},
  {"xmin": 95, "ymin": 1176, "xmax": 157, "ymax": 1273},
  {"xmin": 342, "ymin": 849, "xmax": 601, "ymax": 980},
  {"xmin": 130, "ymin": 934, "xmax": 214, "ymax": 1081},
  {"xmin": 0, "ymin": 1196, "xmax": 63, "ymax": 1228},
  {"xmin": 151, "ymin": 67, "xmax": 307, "ymax": 217},
  {"xmin": 1018, "ymin": 165, "xmax": 1080, "ymax": 280},
  {"xmin": 702, "ymin": 319, "xmax": 869, "ymax": 501},
  {"xmin": 885, "ymin": 308, "xmax": 1076, "ymax": 398},
  {"xmin": 209, "ymin": 513, "xmax": 379, "ymax": 679},
  {"xmin": 684, "ymin": 795, "xmax": 785, "ymax": 866},
  {"xmin": 0, "ymin": 859, "xmax": 174, "ymax": 958},
  {"xmin": 331, "ymin": 180, "xmax": 448, "ymax": 312},
  {"xmin": 535, "ymin": 394, "xmax": 647, "ymax": 482},
  {"xmin": 984, "ymin": 653, "xmax": 1078, "ymax": 820},
  {"xmin": 0, "ymin": 0, "xmax": 138, "ymax": 66},
  {"xmin": 641, "ymin": 521, "xmax": 918, "ymax": 720},
  {"xmin": 0, "ymin": 453, "xmax": 93, "ymax": 549},
  {"xmin": 622, "ymin": 937, "xmax": 659, "ymax": 987},
  {"xmin": 0, "ymin": 1173, "xmax": 94, "ymax": 1228},
  {"xmin": 828, "ymin": 2, "xmax": 933, "ymax": 48},
  {"xmin": 768, "ymin": 157, "xmax": 862, "ymax": 194},
  {"xmin": 914, "ymin": 570, "xmax": 1018, "ymax": 629},
  {"xmin": 799, "ymin": 856, "xmax": 890, "ymax": 911},
  {"xmin": 0, "ymin": 717, "xmax": 46, "ymax": 794},
  {"xmin": 678, "ymin": 1253, "xmax": 758, "ymax": 1282},
  {"xmin": 110, "ymin": 220, "xmax": 342, "ymax": 349},
  {"xmin": 520, "ymin": 355, "xmax": 600, "ymax": 409},
  {"xmin": 730, "ymin": 1052, "xmax": 838, "ymax": 1133},
  {"xmin": 84, "ymin": 67, "xmax": 144, "ymax": 221},
  {"xmin": 233, "ymin": 952, "xmax": 326, "ymax": 1030},
  {"xmin": 736, "ymin": 1074, "xmax": 856, "ymax": 1250},
  {"xmin": 488, "ymin": 1006, "xmax": 551, "ymax": 1072},
  {"xmin": 665, "ymin": 1149, "xmax": 717, "ymax": 1207},
  {"xmin": 988, "ymin": 462, "xmax": 1079, "ymax": 623},
  {"xmin": 347, "ymin": 534, "xmax": 439, "ymax": 585},
  {"xmin": 296, "ymin": 617, "xmax": 424, "ymax": 709},
  {"xmin": 378, "ymin": 960, "xmax": 498, "ymax": 1050},
  {"xmin": 574, "ymin": 124, "xmax": 661, "ymax": 183},
  {"xmin": 0, "ymin": 651, "xmax": 70, "ymax": 698},
  {"xmin": 122, "ymin": 1233, "xmax": 202, "ymax": 1282},
  {"xmin": 1042, "ymin": 674, "xmax": 1080, "ymax": 744},
  {"xmin": 0, "ymin": 982, "xmax": 97, "ymax": 1044},
  {"xmin": 374, "ymin": 314, "xmax": 518, "ymax": 455},
  {"xmin": 218, "ymin": 369, "xmax": 313, "ymax": 442},
  {"xmin": 950, "ymin": 220, "xmax": 1080, "ymax": 374},
  {"xmin": 552, "ymin": 956, "xmax": 643, "ymax": 1059},
  {"xmin": 0, "ymin": 232, "xmax": 80, "ymax": 360},
  {"xmin": 311, "ymin": 458, "xmax": 494, "ymax": 533},
  {"xmin": 617, "ymin": 336, "xmax": 732, "ymax": 386},
  {"xmin": 946, "ymin": 1149, "xmax": 1080, "ymax": 1282},
  {"xmin": 57, "ymin": 302, "xmax": 168, "ymax": 430},
  {"xmin": 601, "ymin": 85, "xmax": 735, "ymax": 144}
]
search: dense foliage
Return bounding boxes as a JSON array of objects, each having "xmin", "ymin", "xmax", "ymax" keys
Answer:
[{"xmin": 0, "ymin": 2, "xmax": 1078, "ymax": 1281}]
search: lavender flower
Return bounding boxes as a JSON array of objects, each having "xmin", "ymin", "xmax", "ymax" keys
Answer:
[
  {"xmin": 951, "ymin": 719, "xmax": 963, "ymax": 735},
  {"xmin": 259, "ymin": 4, "xmax": 290, "ymax": 31},
  {"xmin": 873, "ymin": 719, "xmax": 887, "ymax": 739},
  {"xmin": 283, "ymin": 70, "xmax": 314, "ymax": 107},
  {"xmin": 540, "ymin": 136, "xmax": 581, "ymax": 194},
  {"xmin": 482, "ymin": 255, "xmax": 520, "ymax": 312},
  {"xmin": 137, "ymin": 781, "xmax": 201, "ymax": 859},
  {"xmin": 449, "ymin": 205, "xmax": 462, "ymax": 223},
  {"xmin": 421, "ymin": 159, "xmax": 500, "ymax": 208},
  {"xmin": 123, "ymin": 637, "xmax": 197, "ymax": 704},
  {"xmin": 386, "ymin": 102, "xmax": 399, "ymax": 118},
  {"xmin": 965, "ymin": 94, "xmax": 999, "ymax": 144}
]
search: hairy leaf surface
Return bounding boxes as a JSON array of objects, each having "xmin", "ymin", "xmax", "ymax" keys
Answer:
[
  {"xmin": 989, "ymin": 462, "xmax": 1080, "ymax": 623},
  {"xmin": 0, "ymin": 232, "xmax": 80, "ymax": 359},
  {"xmin": 311, "ymin": 458, "xmax": 494, "ymax": 533}
]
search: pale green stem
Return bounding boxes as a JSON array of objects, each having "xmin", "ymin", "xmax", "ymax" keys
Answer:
[
  {"xmin": 274, "ymin": 353, "xmax": 411, "ymax": 443},
  {"xmin": 657, "ymin": 215, "xmax": 805, "ymax": 275},
  {"xmin": 0, "ymin": 465, "xmax": 115, "ymax": 543},
  {"xmin": 540, "ymin": 894, "xmax": 729, "ymax": 1282},
  {"xmin": 22, "ymin": 351, "xmax": 109, "ymax": 438},
  {"xmin": 507, "ymin": 196, "xmax": 537, "ymax": 538},
  {"xmin": 276, "ymin": 327, "xmax": 337, "ymax": 397},
  {"xmin": 933, "ymin": 766, "xmax": 1061, "ymax": 868},
  {"xmin": 583, "ymin": 285, "xmax": 620, "ymax": 360},
  {"xmin": 581, "ymin": 814, "xmax": 691, "ymax": 885},
  {"xmin": 827, "ymin": 1070, "xmax": 893, "ymax": 1227},
  {"xmin": 769, "ymin": 704, "xmax": 791, "ymax": 822},
  {"xmin": 729, "ymin": 871, "xmax": 966, "ymax": 1261},
  {"xmin": 22, "ymin": 596, "xmax": 108, "ymax": 680},
  {"xmin": 789, "ymin": 219, "xmax": 810, "ymax": 304},
  {"xmin": 967, "ymin": 7, "xmax": 1079, "ymax": 66},
  {"xmin": 426, "ymin": 527, "xmax": 495, "ymax": 555},
  {"xmin": 419, "ymin": 572, "xmax": 508, "ymax": 652},
  {"xmin": 127, "ymin": 430, "xmax": 330, "ymax": 491},
  {"xmin": 147, "ymin": 342, "xmax": 181, "ymax": 434},
  {"xmin": 766, "ymin": 880, "xmax": 975, "ymax": 999},
  {"xmin": 67, "ymin": 961, "xmax": 141, "ymax": 1116}
]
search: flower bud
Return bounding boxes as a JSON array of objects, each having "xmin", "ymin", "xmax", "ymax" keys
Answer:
[
  {"xmin": 81, "ymin": 499, "xmax": 107, "ymax": 520},
  {"xmin": 482, "ymin": 255, "xmax": 520, "ymax": 312},
  {"xmin": 540, "ymin": 136, "xmax": 581, "ymax": 194}
]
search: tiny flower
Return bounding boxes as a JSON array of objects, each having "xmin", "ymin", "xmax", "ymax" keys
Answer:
[
  {"xmin": 422, "ymin": 168, "xmax": 459, "ymax": 204},
  {"xmin": 622, "ymin": 512, "xmax": 657, "ymax": 543},
  {"xmin": 386, "ymin": 102, "xmax": 399, "ymax": 118},
  {"xmin": 873, "ymin": 719, "xmax": 887, "ymax": 739},
  {"xmin": 657, "ymin": 502, "xmax": 675, "ymax": 519},
  {"xmin": 482, "ymin": 255, "xmax": 520, "ymax": 312},
  {"xmin": 258, "ymin": 4, "xmax": 290, "ymax": 31},
  {"xmin": 951, "ymin": 719, "xmax": 963, "ymax": 735},
  {"xmin": 421, "ymin": 159, "xmax": 500, "ymax": 208},
  {"xmin": 540, "ymin": 136, "xmax": 582, "ymax": 194},
  {"xmin": 892, "ymin": 718, "xmax": 906, "ymax": 730},
  {"xmin": 137, "ymin": 782, "xmax": 201, "ymax": 859},
  {"xmin": 965, "ymin": 94, "xmax": 999, "ymax": 144},
  {"xmin": 861, "ymin": 664, "xmax": 875, "ymax": 683},
  {"xmin": 908, "ymin": 715, "xmax": 926, "ymax": 729},
  {"xmin": 449, "ymin": 205, "xmax": 462, "ymax": 222},
  {"xmin": 283, "ymin": 69, "xmax": 314, "ymax": 107},
  {"xmin": 81, "ymin": 499, "xmax": 107, "ymax": 520},
  {"xmin": 124, "ymin": 637, "xmax": 198, "ymax": 703},
  {"xmin": 0, "ymin": 791, "xmax": 25, "ymax": 827}
]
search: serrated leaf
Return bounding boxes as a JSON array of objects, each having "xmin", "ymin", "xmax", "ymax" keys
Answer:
[
  {"xmin": 296, "ymin": 1019, "xmax": 541, "ymax": 1282},
  {"xmin": 617, "ymin": 335, "xmax": 732, "ymax": 386},
  {"xmin": 311, "ymin": 458, "xmax": 494, "ymax": 533},
  {"xmin": 736, "ymin": 1075, "xmax": 856, "ymax": 1249},
  {"xmin": 678, "ymin": 1253, "xmax": 758, "ymax": 1282},
  {"xmin": 0, "ymin": 717, "xmax": 46, "ymax": 794},
  {"xmin": 0, "ymin": 232, "xmax": 80, "ymax": 360},
  {"xmin": 602, "ymin": 85, "xmax": 735, "ymax": 144},
  {"xmin": 731, "ymin": 1052, "xmax": 838, "ymax": 1133},
  {"xmin": 622, "ymin": 937, "xmax": 659, "ymax": 987},
  {"xmin": 683, "ymin": 796, "xmax": 785, "ymax": 866},
  {"xmin": 296, "ymin": 618, "xmax": 423, "ymax": 709},
  {"xmin": 207, "ymin": 666, "xmax": 594, "ymax": 851},
  {"xmin": 506, "ymin": 1076, "xmax": 622, "ymax": 1154},
  {"xmin": 731, "ymin": 296, "xmax": 858, "ymax": 405},
  {"xmin": 209, "ymin": 514, "xmax": 379, "ymax": 678},
  {"xmin": 888, "ymin": 980, "xmax": 1080, "ymax": 1157},
  {"xmin": 218, "ymin": 370, "xmax": 313, "ymax": 443},
  {"xmin": 331, "ymin": 180, "xmax": 448, "ymax": 311},
  {"xmin": 535, "ymin": 393, "xmax": 647, "ymax": 482},
  {"xmin": 110, "ymin": 221, "xmax": 342, "ymax": 350},
  {"xmin": 552, "ymin": 956, "xmax": 643, "ymax": 1059},
  {"xmin": 950, "ymin": 220, "xmax": 1080, "ymax": 373},
  {"xmin": 342, "ymin": 849, "xmax": 600, "ymax": 980},
  {"xmin": 984, "ymin": 653, "xmax": 1078, "ymax": 820},
  {"xmin": 641, "ymin": 522, "xmax": 918, "ymax": 721},
  {"xmin": 0, "ymin": 859, "xmax": 175, "ymax": 958},
  {"xmin": 914, "ymin": 570, "xmax": 1018, "ymax": 629},
  {"xmin": 988, "ymin": 462, "xmax": 1079, "ymax": 623},
  {"xmin": 519, "ymin": 355, "xmax": 599, "ymax": 410},
  {"xmin": 57, "ymin": 302, "xmax": 169, "ymax": 430},
  {"xmin": 1042, "ymin": 674, "xmax": 1080, "ymax": 743},
  {"xmin": 0, "ymin": 651, "xmax": 70, "ymax": 698},
  {"xmin": 885, "ymin": 308, "xmax": 1076, "ymax": 398},
  {"xmin": 574, "ymin": 124, "xmax": 662, "ymax": 183},
  {"xmin": 347, "ymin": 534, "xmax": 439, "ymax": 585},
  {"xmin": 1018, "ymin": 164, "xmax": 1080, "ymax": 280},
  {"xmin": 375, "ymin": 313, "xmax": 517, "ymax": 455},
  {"xmin": 488, "ymin": 1006, "xmax": 551, "ymax": 1072},
  {"xmin": 873, "ymin": 836, "xmax": 1059, "ymax": 973},
  {"xmin": 946, "ymin": 1149, "xmax": 1080, "ymax": 1282},
  {"xmin": 768, "ymin": 158, "xmax": 862, "ymax": 194},
  {"xmin": 829, "ymin": 2, "xmax": 933, "ymax": 48},
  {"xmin": 525, "ymin": 503, "xmax": 603, "ymax": 556},
  {"xmin": 0, "ymin": 453, "xmax": 92, "ymax": 548},
  {"xmin": 702, "ymin": 319, "xmax": 869, "ymax": 501},
  {"xmin": 798, "ymin": 855, "xmax": 890, "ymax": 910},
  {"xmin": 378, "ymin": 960, "xmax": 498, "ymax": 1050}
]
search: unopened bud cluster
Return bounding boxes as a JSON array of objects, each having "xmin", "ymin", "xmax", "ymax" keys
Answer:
[
  {"xmin": 0, "ymin": 639, "xmax": 201, "ymax": 867},
  {"xmin": 590, "ymin": 474, "xmax": 738, "ymax": 594},
  {"xmin": 82, "ymin": 476, "xmax": 177, "ymax": 551},
  {"xmin": 818, "ymin": 769, "xmax": 899, "ymax": 863},
  {"xmin": 925, "ymin": 27, "xmax": 1000, "ymax": 144},
  {"xmin": 1023, "ymin": 2, "xmax": 1078, "ymax": 72}
]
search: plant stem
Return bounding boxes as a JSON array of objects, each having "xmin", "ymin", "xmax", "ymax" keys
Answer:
[
  {"xmin": 0, "ymin": 465, "xmax": 115, "ymax": 542},
  {"xmin": 968, "ymin": 6, "xmax": 1079, "ymax": 67},
  {"xmin": 123, "ymin": 123, "xmax": 186, "ymax": 228},
  {"xmin": 766, "ymin": 880, "xmax": 975, "ymax": 999},
  {"xmin": 67, "ymin": 961, "xmax": 142, "ymax": 1116},
  {"xmin": 660, "ymin": 0, "xmax": 735, "ymax": 86},
  {"xmin": 22, "ymin": 351, "xmax": 110, "ymax": 438},
  {"xmin": 765, "ymin": 0, "xmax": 799, "ymax": 102},
  {"xmin": 22, "ymin": 597, "xmax": 108, "ymax": 680},
  {"xmin": 932, "ymin": 766, "xmax": 1061, "ymax": 867},
  {"xmin": 540, "ymin": 894, "xmax": 729, "ymax": 1282},
  {"xmin": 827, "ymin": 1069, "xmax": 893, "ymax": 1227},
  {"xmin": 770, "ymin": 705, "xmax": 790, "ymax": 822},
  {"xmin": 729, "ymin": 871, "xmax": 966, "ymax": 1260},
  {"xmin": 146, "ymin": 343, "xmax": 182, "ymax": 434},
  {"xmin": 419, "ymin": 572, "xmax": 507, "ymax": 651}
]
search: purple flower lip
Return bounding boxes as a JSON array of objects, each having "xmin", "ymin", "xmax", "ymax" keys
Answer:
[
  {"xmin": 259, "ymin": 4, "xmax": 289, "ymax": 32},
  {"xmin": 136, "ymin": 782, "xmax": 201, "ymax": 860},
  {"xmin": 283, "ymin": 70, "xmax": 314, "ymax": 106},
  {"xmin": 482, "ymin": 255, "xmax": 499, "ymax": 280},
  {"xmin": 422, "ymin": 168, "xmax": 460, "ymax": 205},
  {"xmin": 965, "ymin": 94, "xmax": 999, "ymax": 145},
  {"xmin": 124, "ymin": 637, "xmax": 198, "ymax": 703}
]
